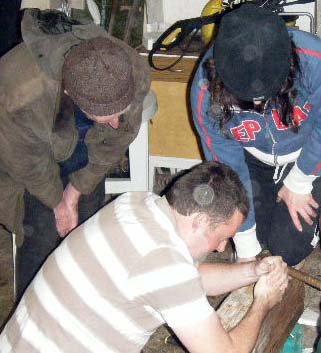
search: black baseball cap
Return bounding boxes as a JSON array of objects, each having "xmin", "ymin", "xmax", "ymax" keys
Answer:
[{"xmin": 214, "ymin": 4, "xmax": 291, "ymax": 101}]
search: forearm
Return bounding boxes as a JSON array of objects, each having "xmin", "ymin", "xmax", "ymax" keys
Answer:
[
  {"xmin": 199, "ymin": 262, "xmax": 258, "ymax": 296},
  {"xmin": 177, "ymin": 258, "xmax": 286, "ymax": 353},
  {"xmin": 53, "ymin": 183, "xmax": 81, "ymax": 237},
  {"xmin": 228, "ymin": 298, "xmax": 269, "ymax": 353},
  {"xmin": 63, "ymin": 183, "xmax": 81, "ymax": 205},
  {"xmin": 174, "ymin": 300, "xmax": 269, "ymax": 353}
]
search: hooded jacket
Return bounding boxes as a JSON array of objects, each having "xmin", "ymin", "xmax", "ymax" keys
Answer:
[
  {"xmin": 191, "ymin": 27, "xmax": 321, "ymax": 258},
  {"xmin": 0, "ymin": 10, "xmax": 151, "ymax": 244}
]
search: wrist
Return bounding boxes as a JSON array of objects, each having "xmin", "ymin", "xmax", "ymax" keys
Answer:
[
  {"xmin": 53, "ymin": 197, "xmax": 66, "ymax": 212},
  {"xmin": 242, "ymin": 261, "xmax": 259, "ymax": 282},
  {"xmin": 283, "ymin": 164, "xmax": 317, "ymax": 194},
  {"xmin": 252, "ymin": 296, "xmax": 270, "ymax": 315},
  {"xmin": 233, "ymin": 227, "xmax": 262, "ymax": 258},
  {"xmin": 64, "ymin": 183, "xmax": 81, "ymax": 206}
]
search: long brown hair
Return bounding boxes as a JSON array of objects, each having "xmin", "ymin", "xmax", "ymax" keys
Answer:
[{"xmin": 205, "ymin": 40, "xmax": 301, "ymax": 135}]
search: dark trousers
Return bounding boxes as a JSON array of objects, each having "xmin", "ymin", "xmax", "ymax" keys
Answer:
[
  {"xmin": 245, "ymin": 151, "xmax": 321, "ymax": 266},
  {"xmin": 16, "ymin": 178, "xmax": 105, "ymax": 299}
]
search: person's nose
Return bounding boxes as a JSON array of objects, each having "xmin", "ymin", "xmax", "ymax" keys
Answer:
[
  {"xmin": 217, "ymin": 240, "xmax": 227, "ymax": 253},
  {"xmin": 108, "ymin": 116, "xmax": 120, "ymax": 129}
]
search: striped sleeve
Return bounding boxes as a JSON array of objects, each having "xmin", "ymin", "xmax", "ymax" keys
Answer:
[{"xmin": 128, "ymin": 247, "xmax": 213, "ymax": 328}]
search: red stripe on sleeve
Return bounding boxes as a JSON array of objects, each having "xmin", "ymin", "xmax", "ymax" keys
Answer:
[
  {"xmin": 197, "ymin": 85, "xmax": 219, "ymax": 161},
  {"xmin": 312, "ymin": 162, "xmax": 321, "ymax": 175},
  {"xmin": 296, "ymin": 48, "xmax": 321, "ymax": 59},
  {"xmin": 292, "ymin": 48, "xmax": 321, "ymax": 175}
]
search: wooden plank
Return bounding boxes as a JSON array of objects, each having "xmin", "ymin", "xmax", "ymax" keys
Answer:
[
  {"xmin": 108, "ymin": 0, "xmax": 118, "ymax": 34},
  {"xmin": 123, "ymin": 0, "xmax": 141, "ymax": 44},
  {"xmin": 217, "ymin": 278, "xmax": 305, "ymax": 353},
  {"xmin": 139, "ymin": 52, "xmax": 199, "ymax": 83},
  {"xmin": 217, "ymin": 285, "xmax": 255, "ymax": 331},
  {"xmin": 149, "ymin": 80, "xmax": 204, "ymax": 160}
]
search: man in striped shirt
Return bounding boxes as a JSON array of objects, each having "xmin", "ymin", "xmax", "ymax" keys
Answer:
[{"xmin": 0, "ymin": 161, "xmax": 288, "ymax": 353}]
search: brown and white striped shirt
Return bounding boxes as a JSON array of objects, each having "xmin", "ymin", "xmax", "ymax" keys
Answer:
[{"xmin": 0, "ymin": 192, "xmax": 213, "ymax": 353}]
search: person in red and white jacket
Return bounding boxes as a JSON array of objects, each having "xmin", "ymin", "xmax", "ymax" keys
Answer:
[{"xmin": 190, "ymin": 3, "xmax": 321, "ymax": 266}]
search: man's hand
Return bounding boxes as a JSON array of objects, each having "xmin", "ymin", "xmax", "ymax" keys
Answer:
[
  {"xmin": 254, "ymin": 256, "xmax": 287, "ymax": 277},
  {"xmin": 277, "ymin": 185, "xmax": 319, "ymax": 232},
  {"xmin": 53, "ymin": 183, "xmax": 81, "ymax": 237},
  {"xmin": 254, "ymin": 256, "xmax": 288, "ymax": 310}
]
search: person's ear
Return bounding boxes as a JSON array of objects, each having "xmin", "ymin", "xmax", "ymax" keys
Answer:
[{"xmin": 192, "ymin": 213, "xmax": 210, "ymax": 233}]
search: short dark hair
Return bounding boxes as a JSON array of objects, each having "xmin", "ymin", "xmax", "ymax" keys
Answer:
[{"xmin": 165, "ymin": 161, "xmax": 249, "ymax": 226}]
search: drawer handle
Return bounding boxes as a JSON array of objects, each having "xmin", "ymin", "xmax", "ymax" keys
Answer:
[{"xmin": 169, "ymin": 68, "xmax": 184, "ymax": 73}]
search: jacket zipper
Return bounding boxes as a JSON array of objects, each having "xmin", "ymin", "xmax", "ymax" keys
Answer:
[
  {"xmin": 262, "ymin": 100, "xmax": 278, "ymax": 167},
  {"xmin": 261, "ymin": 101, "xmax": 288, "ymax": 183}
]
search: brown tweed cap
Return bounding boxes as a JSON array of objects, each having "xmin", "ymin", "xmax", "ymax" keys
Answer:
[{"xmin": 62, "ymin": 37, "xmax": 134, "ymax": 116}]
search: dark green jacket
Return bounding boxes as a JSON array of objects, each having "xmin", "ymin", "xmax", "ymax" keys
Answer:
[{"xmin": 0, "ymin": 10, "xmax": 151, "ymax": 243}]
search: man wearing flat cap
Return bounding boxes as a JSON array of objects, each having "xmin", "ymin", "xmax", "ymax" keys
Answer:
[
  {"xmin": 0, "ymin": 9, "xmax": 150, "ymax": 298},
  {"xmin": 191, "ymin": 4, "xmax": 321, "ymax": 267}
]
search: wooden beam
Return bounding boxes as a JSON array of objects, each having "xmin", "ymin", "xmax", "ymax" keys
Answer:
[
  {"xmin": 123, "ymin": 0, "xmax": 141, "ymax": 43},
  {"xmin": 217, "ymin": 278, "xmax": 305, "ymax": 353},
  {"xmin": 108, "ymin": 0, "xmax": 118, "ymax": 34}
]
